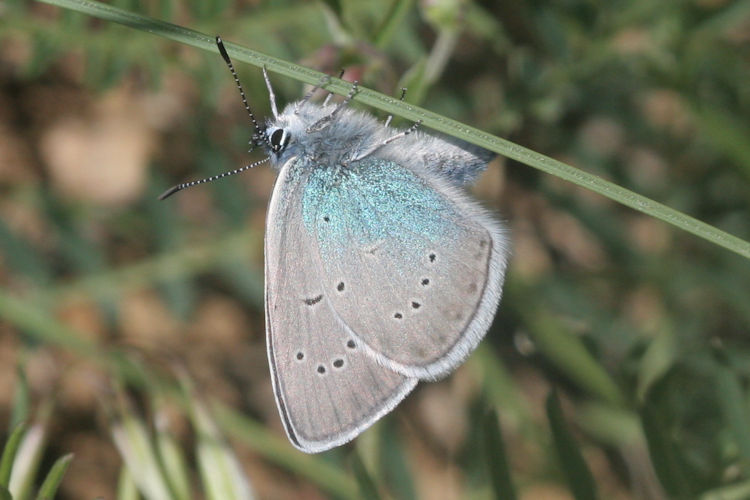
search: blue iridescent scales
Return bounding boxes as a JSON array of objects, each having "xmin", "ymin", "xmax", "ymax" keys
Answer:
[{"xmin": 302, "ymin": 158, "xmax": 461, "ymax": 263}]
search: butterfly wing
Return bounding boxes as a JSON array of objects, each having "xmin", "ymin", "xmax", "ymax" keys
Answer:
[
  {"xmin": 302, "ymin": 156, "xmax": 510, "ymax": 380},
  {"xmin": 265, "ymin": 159, "xmax": 417, "ymax": 453}
]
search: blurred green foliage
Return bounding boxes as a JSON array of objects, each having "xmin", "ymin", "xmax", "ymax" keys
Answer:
[{"xmin": 1, "ymin": 0, "xmax": 750, "ymax": 498}]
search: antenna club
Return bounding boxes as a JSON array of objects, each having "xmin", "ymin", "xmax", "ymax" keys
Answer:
[
  {"xmin": 216, "ymin": 36, "xmax": 232, "ymax": 64},
  {"xmin": 158, "ymin": 185, "xmax": 182, "ymax": 200}
]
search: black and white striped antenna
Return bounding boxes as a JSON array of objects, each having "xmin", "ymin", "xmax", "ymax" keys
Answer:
[{"xmin": 159, "ymin": 36, "xmax": 267, "ymax": 200}]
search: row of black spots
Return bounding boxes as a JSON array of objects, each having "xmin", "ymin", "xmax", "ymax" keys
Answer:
[
  {"xmin": 295, "ymin": 349, "xmax": 347, "ymax": 375},
  {"xmin": 316, "ymin": 357, "xmax": 346, "ymax": 376},
  {"xmin": 393, "ymin": 300, "xmax": 422, "ymax": 320}
]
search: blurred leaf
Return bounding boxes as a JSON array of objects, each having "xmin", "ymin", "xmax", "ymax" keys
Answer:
[
  {"xmin": 0, "ymin": 422, "xmax": 26, "ymax": 487},
  {"xmin": 471, "ymin": 345, "xmax": 541, "ymax": 443},
  {"xmin": 0, "ymin": 293, "xmax": 99, "ymax": 357},
  {"xmin": 217, "ymin": 259, "xmax": 265, "ymax": 307},
  {"xmin": 189, "ymin": 394, "xmax": 255, "ymax": 500},
  {"xmin": 520, "ymin": 300, "xmax": 624, "ymax": 407},
  {"xmin": 575, "ymin": 403, "xmax": 641, "ymax": 449},
  {"xmin": 702, "ymin": 480, "xmax": 750, "ymax": 500},
  {"xmin": 111, "ymin": 400, "xmax": 174, "ymax": 500},
  {"xmin": 35, "ymin": 453, "xmax": 73, "ymax": 500},
  {"xmin": 640, "ymin": 391, "xmax": 692, "ymax": 498},
  {"xmin": 212, "ymin": 402, "xmax": 359, "ymax": 498},
  {"xmin": 116, "ymin": 463, "xmax": 145, "ymax": 500},
  {"xmin": 715, "ymin": 360, "xmax": 750, "ymax": 466},
  {"xmin": 349, "ymin": 451, "xmax": 382, "ymax": 500},
  {"xmin": 153, "ymin": 399, "xmax": 191, "ymax": 500},
  {"xmin": 373, "ymin": 0, "xmax": 414, "ymax": 49},
  {"xmin": 9, "ymin": 422, "xmax": 47, "ymax": 500},
  {"xmin": 546, "ymin": 391, "xmax": 597, "ymax": 500},
  {"xmin": 636, "ymin": 326, "xmax": 677, "ymax": 403},
  {"xmin": 377, "ymin": 418, "xmax": 415, "ymax": 500},
  {"xmin": 482, "ymin": 409, "xmax": 517, "ymax": 500},
  {"xmin": 318, "ymin": 0, "xmax": 342, "ymax": 18},
  {"xmin": 11, "ymin": 364, "xmax": 30, "ymax": 432},
  {"xmin": 0, "ymin": 221, "xmax": 50, "ymax": 286},
  {"xmin": 39, "ymin": 229, "xmax": 262, "ymax": 309},
  {"xmin": 693, "ymin": 106, "xmax": 750, "ymax": 182}
]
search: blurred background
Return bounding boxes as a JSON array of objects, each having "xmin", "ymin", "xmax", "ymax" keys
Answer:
[{"xmin": 1, "ymin": 0, "xmax": 750, "ymax": 498}]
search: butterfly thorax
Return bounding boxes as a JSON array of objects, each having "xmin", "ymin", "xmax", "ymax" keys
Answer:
[{"xmin": 264, "ymin": 101, "xmax": 389, "ymax": 170}]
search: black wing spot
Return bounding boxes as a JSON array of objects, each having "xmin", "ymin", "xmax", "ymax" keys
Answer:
[
  {"xmin": 317, "ymin": 365, "xmax": 326, "ymax": 374},
  {"xmin": 337, "ymin": 282, "xmax": 345, "ymax": 292},
  {"xmin": 429, "ymin": 253, "xmax": 436, "ymax": 263},
  {"xmin": 421, "ymin": 278, "xmax": 430, "ymax": 286},
  {"xmin": 346, "ymin": 339, "xmax": 356, "ymax": 349},
  {"xmin": 323, "ymin": 216, "xmax": 330, "ymax": 222},
  {"xmin": 304, "ymin": 295, "xmax": 323, "ymax": 306},
  {"xmin": 296, "ymin": 351, "xmax": 305, "ymax": 361},
  {"xmin": 411, "ymin": 301, "xmax": 421, "ymax": 309},
  {"xmin": 333, "ymin": 359, "xmax": 344, "ymax": 368},
  {"xmin": 394, "ymin": 312, "xmax": 403, "ymax": 319}
]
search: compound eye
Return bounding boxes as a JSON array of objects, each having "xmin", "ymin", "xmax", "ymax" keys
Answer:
[{"xmin": 270, "ymin": 128, "xmax": 287, "ymax": 152}]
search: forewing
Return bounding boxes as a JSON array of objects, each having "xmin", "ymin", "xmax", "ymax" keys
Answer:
[
  {"xmin": 302, "ymin": 158, "xmax": 509, "ymax": 380},
  {"xmin": 265, "ymin": 159, "xmax": 417, "ymax": 453}
]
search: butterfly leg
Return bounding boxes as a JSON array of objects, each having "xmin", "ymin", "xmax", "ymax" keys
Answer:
[
  {"xmin": 322, "ymin": 69, "xmax": 347, "ymax": 107},
  {"xmin": 306, "ymin": 81, "xmax": 359, "ymax": 133},
  {"xmin": 293, "ymin": 73, "xmax": 334, "ymax": 114},
  {"xmin": 351, "ymin": 119, "xmax": 422, "ymax": 162},
  {"xmin": 382, "ymin": 119, "xmax": 422, "ymax": 145},
  {"xmin": 384, "ymin": 87, "xmax": 408, "ymax": 128}
]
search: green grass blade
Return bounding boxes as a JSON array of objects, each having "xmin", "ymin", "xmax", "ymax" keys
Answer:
[
  {"xmin": 8, "ymin": 422, "xmax": 47, "ymax": 500},
  {"xmin": 0, "ymin": 422, "xmax": 26, "ymax": 487},
  {"xmin": 482, "ymin": 410, "xmax": 517, "ymax": 500},
  {"xmin": 640, "ymin": 399, "xmax": 692, "ymax": 498},
  {"xmin": 715, "ymin": 361, "xmax": 750, "ymax": 465},
  {"xmin": 349, "ymin": 451, "xmax": 382, "ymax": 500},
  {"xmin": 516, "ymin": 296, "xmax": 624, "ymax": 407},
  {"xmin": 212, "ymin": 403, "xmax": 359, "ymax": 499},
  {"xmin": 373, "ymin": 0, "xmax": 414, "ymax": 49},
  {"xmin": 702, "ymin": 480, "xmax": 750, "ymax": 500},
  {"xmin": 35, "ymin": 453, "xmax": 73, "ymax": 500},
  {"xmin": 377, "ymin": 418, "xmax": 415, "ymax": 500},
  {"xmin": 153, "ymin": 398, "xmax": 191, "ymax": 500},
  {"xmin": 546, "ymin": 391, "xmax": 598, "ymax": 500},
  {"xmin": 34, "ymin": 0, "xmax": 750, "ymax": 260},
  {"xmin": 189, "ymin": 395, "xmax": 255, "ymax": 500},
  {"xmin": 116, "ymin": 467, "xmax": 139, "ymax": 500}
]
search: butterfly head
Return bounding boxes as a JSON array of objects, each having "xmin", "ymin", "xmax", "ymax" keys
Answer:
[
  {"xmin": 261, "ymin": 102, "xmax": 333, "ymax": 167},
  {"xmin": 260, "ymin": 114, "xmax": 298, "ymax": 167}
]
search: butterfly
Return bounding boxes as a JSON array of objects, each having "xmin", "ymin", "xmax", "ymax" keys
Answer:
[{"xmin": 161, "ymin": 36, "xmax": 510, "ymax": 453}]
